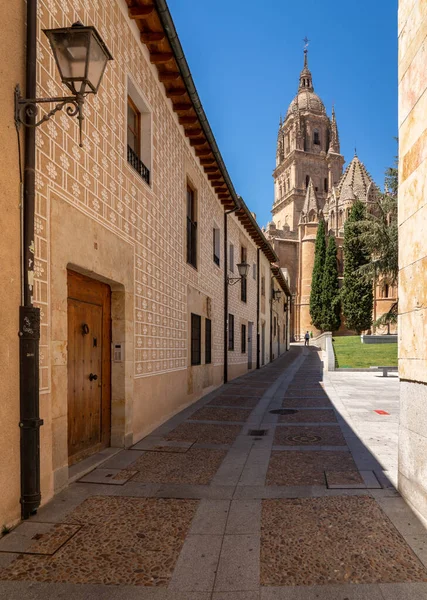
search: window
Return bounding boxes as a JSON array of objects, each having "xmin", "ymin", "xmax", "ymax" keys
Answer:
[
  {"xmin": 274, "ymin": 316, "xmax": 277, "ymax": 337},
  {"xmin": 253, "ymin": 263, "xmax": 257, "ymax": 280},
  {"xmin": 383, "ymin": 284, "xmax": 390, "ymax": 298},
  {"xmin": 191, "ymin": 313, "xmax": 201, "ymax": 365},
  {"xmin": 241, "ymin": 246, "xmax": 247, "ymax": 303},
  {"xmin": 228, "ymin": 314, "xmax": 234, "ymax": 350},
  {"xmin": 305, "ymin": 175, "xmax": 310, "ymax": 188},
  {"xmin": 127, "ymin": 95, "xmax": 150, "ymax": 184},
  {"xmin": 187, "ymin": 184, "xmax": 197, "ymax": 268},
  {"xmin": 324, "ymin": 178, "xmax": 328, "ymax": 193},
  {"xmin": 313, "ymin": 129, "xmax": 320, "ymax": 145},
  {"xmin": 229, "ymin": 243, "xmax": 234, "ymax": 272},
  {"xmin": 261, "ymin": 276, "xmax": 265, "ymax": 297},
  {"xmin": 213, "ymin": 227, "xmax": 220, "ymax": 266},
  {"xmin": 241, "ymin": 324, "xmax": 246, "ymax": 354},
  {"xmin": 205, "ymin": 318, "xmax": 212, "ymax": 364}
]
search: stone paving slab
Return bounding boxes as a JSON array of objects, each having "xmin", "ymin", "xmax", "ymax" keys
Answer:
[
  {"xmin": 277, "ymin": 409, "xmax": 337, "ymax": 423},
  {"xmin": 0, "ymin": 522, "xmax": 80, "ymax": 555},
  {"xmin": 190, "ymin": 407, "xmax": 252, "ymax": 422},
  {"xmin": 168, "ymin": 534, "xmax": 223, "ymax": 592},
  {"xmin": 166, "ymin": 423, "xmax": 242, "ymax": 445},
  {"xmin": 0, "ymin": 497, "xmax": 198, "ymax": 587},
  {"xmin": 266, "ymin": 451, "xmax": 359, "ymax": 486},
  {"xmin": 260, "ymin": 584, "xmax": 384, "ymax": 599},
  {"xmin": 214, "ymin": 534, "xmax": 260, "ymax": 592},
  {"xmin": 261, "ymin": 496, "xmax": 427, "ymax": 586},
  {"xmin": 126, "ymin": 448, "xmax": 227, "ymax": 485},
  {"xmin": 273, "ymin": 426, "xmax": 346, "ymax": 446}
]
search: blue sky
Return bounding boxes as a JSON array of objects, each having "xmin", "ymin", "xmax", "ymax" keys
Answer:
[{"xmin": 167, "ymin": 0, "xmax": 398, "ymax": 226}]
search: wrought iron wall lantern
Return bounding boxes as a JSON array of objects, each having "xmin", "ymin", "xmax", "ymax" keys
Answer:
[
  {"xmin": 272, "ymin": 289, "xmax": 282, "ymax": 302},
  {"xmin": 227, "ymin": 261, "xmax": 250, "ymax": 285},
  {"xmin": 15, "ymin": 21, "xmax": 113, "ymax": 147}
]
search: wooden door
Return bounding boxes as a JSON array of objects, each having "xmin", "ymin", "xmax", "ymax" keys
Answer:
[{"xmin": 67, "ymin": 270, "xmax": 111, "ymax": 465}]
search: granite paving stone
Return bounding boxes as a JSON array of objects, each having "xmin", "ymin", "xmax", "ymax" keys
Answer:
[
  {"xmin": 125, "ymin": 448, "xmax": 227, "ymax": 485},
  {"xmin": 261, "ymin": 496, "xmax": 427, "ymax": 586},
  {"xmin": 190, "ymin": 407, "xmax": 251, "ymax": 423},
  {"xmin": 266, "ymin": 451, "xmax": 358, "ymax": 486},
  {"xmin": 277, "ymin": 409, "xmax": 337, "ymax": 423},
  {"xmin": 273, "ymin": 426, "xmax": 346, "ymax": 447},
  {"xmin": 208, "ymin": 396, "xmax": 259, "ymax": 408},
  {"xmin": 0, "ymin": 497, "xmax": 198, "ymax": 586},
  {"xmin": 282, "ymin": 397, "xmax": 333, "ymax": 408},
  {"xmin": 166, "ymin": 423, "xmax": 242, "ymax": 445}
]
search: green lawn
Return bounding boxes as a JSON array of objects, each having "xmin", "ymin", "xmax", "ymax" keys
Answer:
[{"xmin": 332, "ymin": 336, "xmax": 398, "ymax": 368}]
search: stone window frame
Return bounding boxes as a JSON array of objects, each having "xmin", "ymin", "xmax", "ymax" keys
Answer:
[{"xmin": 126, "ymin": 76, "xmax": 153, "ymax": 186}]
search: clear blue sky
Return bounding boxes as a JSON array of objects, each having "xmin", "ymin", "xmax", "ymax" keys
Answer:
[{"xmin": 167, "ymin": 0, "xmax": 398, "ymax": 226}]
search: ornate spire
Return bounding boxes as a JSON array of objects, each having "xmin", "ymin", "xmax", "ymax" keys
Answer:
[
  {"xmin": 300, "ymin": 178, "xmax": 320, "ymax": 223},
  {"xmin": 328, "ymin": 105, "xmax": 340, "ymax": 154},
  {"xmin": 299, "ymin": 39, "xmax": 314, "ymax": 92}
]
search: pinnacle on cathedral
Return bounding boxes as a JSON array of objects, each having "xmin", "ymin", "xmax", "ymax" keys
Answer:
[{"xmin": 300, "ymin": 179, "xmax": 321, "ymax": 224}]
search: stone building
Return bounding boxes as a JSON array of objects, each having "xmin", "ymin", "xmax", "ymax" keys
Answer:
[
  {"xmin": 265, "ymin": 50, "xmax": 397, "ymax": 339},
  {"xmin": 0, "ymin": 0, "xmax": 290, "ymax": 528},
  {"xmin": 398, "ymin": 0, "xmax": 427, "ymax": 526}
]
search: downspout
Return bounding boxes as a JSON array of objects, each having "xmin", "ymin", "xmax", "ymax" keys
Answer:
[
  {"xmin": 269, "ymin": 287, "xmax": 273, "ymax": 362},
  {"xmin": 256, "ymin": 248, "xmax": 260, "ymax": 369},
  {"xmin": 19, "ymin": 0, "xmax": 43, "ymax": 519},
  {"xmin": 223, "ymin": 204, "xmax": 239, "ymax": 383}
]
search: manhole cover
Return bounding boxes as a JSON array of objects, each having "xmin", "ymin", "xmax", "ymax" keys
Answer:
[
  {"xmin": 286, "ymin": 434, "xmax": 322, "ymax": 444},
  {"xmin": 269, "ymin": 409, "xmax": 299, "ymax": 415},
  {"xmin": 248, "ymin": 429, "xmax": 268, "ymax": 437}
]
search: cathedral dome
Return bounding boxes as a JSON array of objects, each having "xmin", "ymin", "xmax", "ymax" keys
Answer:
[
  {"xmin": 287, "ymin": 90, "xmax": 326, "ymax": 117},
  {"xmin": 286, "ymin": 49, "xmax": 326, "ymax": 118}
]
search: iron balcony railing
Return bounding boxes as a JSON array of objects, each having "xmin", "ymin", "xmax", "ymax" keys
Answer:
[{"xmin": 127, "ymin": 145, "xmax": 150, "ymax": 185}]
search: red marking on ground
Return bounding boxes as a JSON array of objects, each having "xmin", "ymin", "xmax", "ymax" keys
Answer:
[{"xmin": 374, "ymin": 410, "xmax": 390, "ymax": 415}]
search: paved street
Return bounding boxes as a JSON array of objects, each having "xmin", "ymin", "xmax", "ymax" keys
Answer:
[{"xmin": 0, "ymin": 346, "xmax": 427, "ymax": 599}]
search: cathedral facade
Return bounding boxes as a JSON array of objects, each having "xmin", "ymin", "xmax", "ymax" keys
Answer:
[{"xmin": 264, "ymin": 50, "xmax": 396, "ymax": 340}]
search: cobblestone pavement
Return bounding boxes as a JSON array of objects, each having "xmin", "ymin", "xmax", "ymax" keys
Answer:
[{"xmin": 1, "ymin": 346, "xmax": 427, "ymax": 600}]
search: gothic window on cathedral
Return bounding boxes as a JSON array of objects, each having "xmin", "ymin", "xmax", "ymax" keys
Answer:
[
  {"xmin": 305, "ymin": 175, "xmax": 309, "ymax": 188},
  {"xmin": 324, "ymin": 178, "xmax": 328, "ymax": 192},
  {"xmin": 313, "ymin": 129, "xmax": 320, "ymax": 145},
  {"xmin": 383, "ymin": 284, "xmax": 390, "ymax": 298}
]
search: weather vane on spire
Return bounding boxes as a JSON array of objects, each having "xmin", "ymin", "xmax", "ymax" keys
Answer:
[{"xmin": 303, "ymin": 37, "xmax": 310, "ymax": 51}]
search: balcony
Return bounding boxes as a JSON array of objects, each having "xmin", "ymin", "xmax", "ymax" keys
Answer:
[{"xmin": 127, "ymin": 145, "xmax": 150, "ymax": 185}]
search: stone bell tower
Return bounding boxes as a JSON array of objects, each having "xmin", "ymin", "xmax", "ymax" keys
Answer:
[{"xmin": 266, "ymin": 46, "xmax": 345, "ymax": 339}]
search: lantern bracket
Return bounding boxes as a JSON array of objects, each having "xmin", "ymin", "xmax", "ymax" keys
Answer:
[{"xmin": 14, "ymin": 84, "xmax": 85, "ymax": 147}]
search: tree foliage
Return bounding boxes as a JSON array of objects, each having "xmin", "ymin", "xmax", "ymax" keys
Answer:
[
  {"xmin": 356, "ymin": 153, "xmax": 398, "ymax": 327},
  {"xmin": 321, "ymin": 236, "xmax": 341, "ymax": 332},
  {"xmin": 309, "ymin": 219, "xmax": 326, "ymax": 329},
  {"xmin": 341, "ymin": 200, "xmax": 373, "ymax": 333}
]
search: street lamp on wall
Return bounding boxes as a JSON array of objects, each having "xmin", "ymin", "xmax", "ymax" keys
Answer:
[
  {"xmin": 14, "ymin": 21, "xmax": 113, "ymax": 146},
  {"xmin": 227, "ymin": 261, "xmax": 250, "ymax": 285},
  {"xmin": 272, "ymin": 289, "xmax": 282, "ymax": 302}
]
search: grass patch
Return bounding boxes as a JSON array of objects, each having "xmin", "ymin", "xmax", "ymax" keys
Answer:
[{"xmin": 333, "ymin": 336, "xmax": 397, "ymax": 369}]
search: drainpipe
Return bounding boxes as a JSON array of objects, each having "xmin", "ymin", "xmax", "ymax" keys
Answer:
[
  {"xmin": 19, "ymin": 0, "xmax": 43, "ymax": 520},
  {"xmin": 269, "ymin": 287, "xmax": 273, "ymax": 362},
  {"xmin": 223, "ymin": 205, "xmax": 239, "ymax": 383},
  {"xmin": 256, "ymin": 248, "xmax": 260, "ymax": 369}
]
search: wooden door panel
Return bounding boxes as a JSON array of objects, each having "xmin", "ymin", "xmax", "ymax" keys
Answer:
[{"xmin": 67, "ymin": 271, "xmax": 111, "ymax": 465}]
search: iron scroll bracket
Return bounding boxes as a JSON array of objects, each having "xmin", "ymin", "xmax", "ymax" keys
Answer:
[{"xmin": 14, "ymin": 84, "xmax": 85, "ymax": 147}]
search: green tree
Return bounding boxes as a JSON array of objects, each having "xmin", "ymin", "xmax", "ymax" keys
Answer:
[
  {"xmin": 321, "ymin": 236, "xmax": 341, "ymax": 331},
  {"xmin": 357, "ymin": 154, "xmax": 398, "ymax": 327},
  {"xmin": 341, "ymin": 200, "xmax": 373, "ymax": 333},
  {"xmin": 309, "ymin": 219, "xmax": 326, "ymax": 329}
]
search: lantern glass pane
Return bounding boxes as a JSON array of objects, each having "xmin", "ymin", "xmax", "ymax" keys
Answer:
[
  {"xmin": 87, "ymin": 32, "xmax": 109, "ymax": 91},
  {"xmin": 49, "ymin": 30, "xmax": 90, "ymax": 82}
]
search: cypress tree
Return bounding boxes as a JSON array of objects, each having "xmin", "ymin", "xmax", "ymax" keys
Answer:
[
  {"xmin": 309, "ymin": 219, "xmax": 326, "ymax": 330},
  {"xmin": 341, "ymin": 200, "xmax": 373, "ymax": 333},
  {"xmin": 321, "ymin": 236, "xmax": 341, "ymax": 332}
]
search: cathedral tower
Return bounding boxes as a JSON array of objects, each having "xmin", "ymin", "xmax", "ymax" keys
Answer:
[{"xmin": 272, "ymin": 49, "xmax": 344, "ymax": 234}]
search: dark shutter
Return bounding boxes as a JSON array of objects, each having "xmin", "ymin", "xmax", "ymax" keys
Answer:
[
  {"xmin": 191, "ymin": 313, "xmax": 201, "ymax": 365},
  {"xmin": 205, "ymin": 318, "xmax": 212, "ymax": 364}
]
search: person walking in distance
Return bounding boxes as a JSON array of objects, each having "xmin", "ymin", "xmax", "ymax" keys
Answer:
[{"xmin": 304, "ymin": 331, "xmax": 310, "ymax": 347}]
